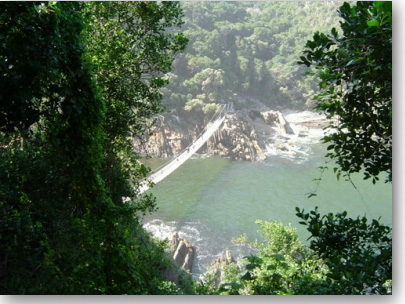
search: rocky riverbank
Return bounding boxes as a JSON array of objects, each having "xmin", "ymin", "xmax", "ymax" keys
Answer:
[
  {"xmin": 163, "ymin": 232, "xmax": 237, "ymax": 287},
  {"xmin": 134, "ymin": 109, "xmax": 331, "ymax": 161}
]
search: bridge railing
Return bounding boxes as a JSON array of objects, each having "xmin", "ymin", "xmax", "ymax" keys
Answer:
[
  {"xmin": 147, "ymin": 104, "xmax": 227, "ymax": 175},
  {"xmin": 138, "ymin": 104, "xmax": 228, "ymax": 194}
]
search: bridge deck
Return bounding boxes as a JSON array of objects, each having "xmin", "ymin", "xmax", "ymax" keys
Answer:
[{"xmin": 138, "ymin": 108, "xmax": 226, "ymax": 194}]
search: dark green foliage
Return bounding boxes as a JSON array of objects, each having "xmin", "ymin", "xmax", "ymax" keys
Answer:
[
  {"xmin": 299, "ymin": 1, "xmax": 392, "ymax": 183},
  {"xmin": 296, "ymin": 207, "xmax": 392, "ymax": 294},
  {"xmin": 0, "ymin": 1, "xmax": 187, "ymax": 294},
  {"xmin": 0, "ymin": 2, "xmax": 54, "ymax": 133},
  {"xmin": 1, "ymin": 1, "xmax": 109, "ymax": 293}
]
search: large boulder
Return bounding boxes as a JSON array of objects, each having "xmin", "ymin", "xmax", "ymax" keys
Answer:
[
  {"xmin": 169, "ymin": 233, "xmax": 195, "ymax": 273},
  {"xmin": 160, "ymin": 232, "xmax": 195, "ymax": 293}
]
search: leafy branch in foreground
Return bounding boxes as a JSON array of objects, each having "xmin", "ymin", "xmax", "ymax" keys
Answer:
[
  {"xmin": 296, "ymin": 207, "xmax": 392, "ymax": 294},
  {"xmin": 299, "ymin": 1, "xmax": 392, "ymax": 183},
  {"xmin": 201, "ymin": 210, "xmax": 391, "ymax": 295}
]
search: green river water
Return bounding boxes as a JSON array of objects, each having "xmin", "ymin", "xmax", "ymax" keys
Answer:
[{"xmin": 142, "ymin": 140, "xmax": 392, "ymax": 277}]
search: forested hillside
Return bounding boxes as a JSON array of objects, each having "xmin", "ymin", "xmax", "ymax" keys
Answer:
[{"xmin": 161, "ymin": 1, "xmax": 341, "ymax": 113}]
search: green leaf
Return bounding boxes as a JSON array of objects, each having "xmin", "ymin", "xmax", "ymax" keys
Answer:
[
  {"xmin": 273, "ymin": 254, "xmax": 285, "ymax": 261},
  {"xmin": 241, "ymin": 271, "xmax": 253, "ymax": 281},
  {"xmin": 350, "ymin": 7, "xmax": 357, "ymax": 17},
  {"xmin": 375, "ymin": 1, "xmax": 384, "ymax": 9},
  {"xmin": 331, "ymin": 27, "xmax": 338, "ymax": 38},
  {"xmin": 245, "ymin": 263, "xmax": 258, "ymax": 271},
  {"xmin": 320, "ymin": 82, "xmax": 327, "ymax": 89},
  {"xmin": 367, "ymin": 19, "xmax": 379, "ymax": 27},
  {"xmin": 299, "ymin": 56, "xmax": 311, "ymax": 67}
]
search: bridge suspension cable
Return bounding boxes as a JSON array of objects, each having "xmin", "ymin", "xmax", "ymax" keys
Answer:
[{"xmin": 138, "ymin": 104, "xmax": 227, "ymax": 194}]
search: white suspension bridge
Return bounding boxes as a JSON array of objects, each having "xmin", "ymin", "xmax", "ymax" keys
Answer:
[{"xmin": 138, "ymin": 103, "xmax": 232, "ymax": 194}]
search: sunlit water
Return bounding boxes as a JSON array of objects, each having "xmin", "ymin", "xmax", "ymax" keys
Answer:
[{"xmin": 141, "ymin": 138, "xmax": 392, "ymax": 278}]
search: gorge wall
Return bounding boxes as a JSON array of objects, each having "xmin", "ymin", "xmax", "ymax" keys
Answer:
[{"xmin": 134, "ymin": 109, "xmax": 331, "ymax": 162}]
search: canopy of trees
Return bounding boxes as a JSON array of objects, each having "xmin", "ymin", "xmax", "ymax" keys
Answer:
[
  {"xmin": 200, "ymin": 212, "xmax": 391, "ymax": 295},
  {"xmin": 161, "ymin": 1, "xmax": 341, "ymax": 112}
]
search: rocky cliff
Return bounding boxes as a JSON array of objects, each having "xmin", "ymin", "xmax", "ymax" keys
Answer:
[
  {"xmin": 169, "ymin": 232, "xmax": 195, "ymax": 273},
  {"xmin": 134, "ymin": 109, "xmax": 330, "ymax": 161}
]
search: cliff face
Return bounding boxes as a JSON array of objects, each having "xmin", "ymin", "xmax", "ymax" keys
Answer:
[
  {"xmin": 207, "ymin": 110, "xmax": 267, "ymax": 161},
  {"xmin": 134, "ymin": 109, "xmax": 330, "ymax": 161}
]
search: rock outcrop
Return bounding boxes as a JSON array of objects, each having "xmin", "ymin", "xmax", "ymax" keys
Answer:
[
  {"xmin": 209, "ymin": 251, "xmax": 237, "ymax": 285},
  {"xmin": 133, "ymin": 109, "xmax": 330, "ymax": 162},
  {"xmin": 207, "ymin": 111, "xmax": 267, "ymax": 161},
  {"xmin": 160, "ymin": 233, "xmax": 196, "ymax": 290},
  {"xmin": 169, "ymin": 233, "xmax": 195, "ymax": 273},
  {"xmin": 135, "ymin": 109, "xmax": 301, "ymax": 161}
]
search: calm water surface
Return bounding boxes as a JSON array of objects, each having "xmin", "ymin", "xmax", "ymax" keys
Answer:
[{"xmin": 142, "ymin": 141, "xmax": 392, "ymax": 277}]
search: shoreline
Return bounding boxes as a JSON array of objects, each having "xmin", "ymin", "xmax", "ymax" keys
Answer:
[{"xmin": 134, "ymin": 109, "xmax": 331, "ymax": 162}]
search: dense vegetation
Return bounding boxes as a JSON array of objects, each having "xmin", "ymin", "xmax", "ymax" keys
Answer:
[
  {"xmin": 0, "ymin": 1, "xmax": 188, "ymax": 294},
  {"xmin": 161, "ymin": 1, "xmax": 341, "ymax": 113},
  {"xmin": 199, "ymin": 210, "xmax": 391, "ymax": 295},
  {"xmin": 0, "ymin": 1, "xmax": 391, "ymax": 295},
  {"xmin": 197, "ymin": 1, "xmax": 392, "ymax": 295},
  {"xmin": 300, "ymin": 1, "xmax": 392, "ymax": 183}
]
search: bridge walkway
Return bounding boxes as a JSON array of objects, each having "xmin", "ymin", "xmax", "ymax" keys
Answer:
[{"xmin": 138, "ymin": 104, "xmax": 228, "ymax": 194}]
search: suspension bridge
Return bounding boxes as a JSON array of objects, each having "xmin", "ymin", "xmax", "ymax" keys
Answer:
[{"xmin": 138, "ymin": 103, "xmax": 232, "ymax": 194}]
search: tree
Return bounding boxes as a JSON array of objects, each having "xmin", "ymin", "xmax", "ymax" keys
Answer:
[
  {"xmin": 0, "ymin": 1, "xmax": 189, "ymax": 294},
  {"xmin": 161, "ymin": 1, "xmax": 341, "ymax": 113},
  {"xmin": 204, "ymin": 221, "xmax": 330, "ymax": 295},
  {"xmin": 204, "ymin": 215, "xmax": 391, "ymax": 295},
  {"xmin": 83, "ymin": 1, "xmax": 188, "ymax": 212},
  {"xmin": 299, "ymin": 1, "xmax": 392, "ymax": 183},
  {"xmin": 296, "ymin": 207, "xmax": 392, "ymax": 294},
  {"xmin": 0, "ymin": 2, "xmax": 111, "ymax": 293}
]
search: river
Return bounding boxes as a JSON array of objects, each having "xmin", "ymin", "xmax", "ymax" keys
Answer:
[{"xmin": 141, "ymin": 137, "xmax": 392, "ymax": 278}]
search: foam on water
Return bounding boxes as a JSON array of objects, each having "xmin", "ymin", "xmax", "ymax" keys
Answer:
[
  {"xmin": 143, "ymin": 219, "xmax": 177, "ymax": 240},
  {"xmin": 143, "ymin": 219, "xmax": 253, "ymax": 279},
  {"xmin": 265, "ymin": 141, "xmax": 313, "ymax": 164},
  {"xmin": 265, "ymin": 124, "xmax": 326, "ymax": 165}
]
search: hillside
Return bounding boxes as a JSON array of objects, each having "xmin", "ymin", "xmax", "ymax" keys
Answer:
[{"xmin": 161, "ymin": 1, "xmax": 341, "ymax": 113}]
